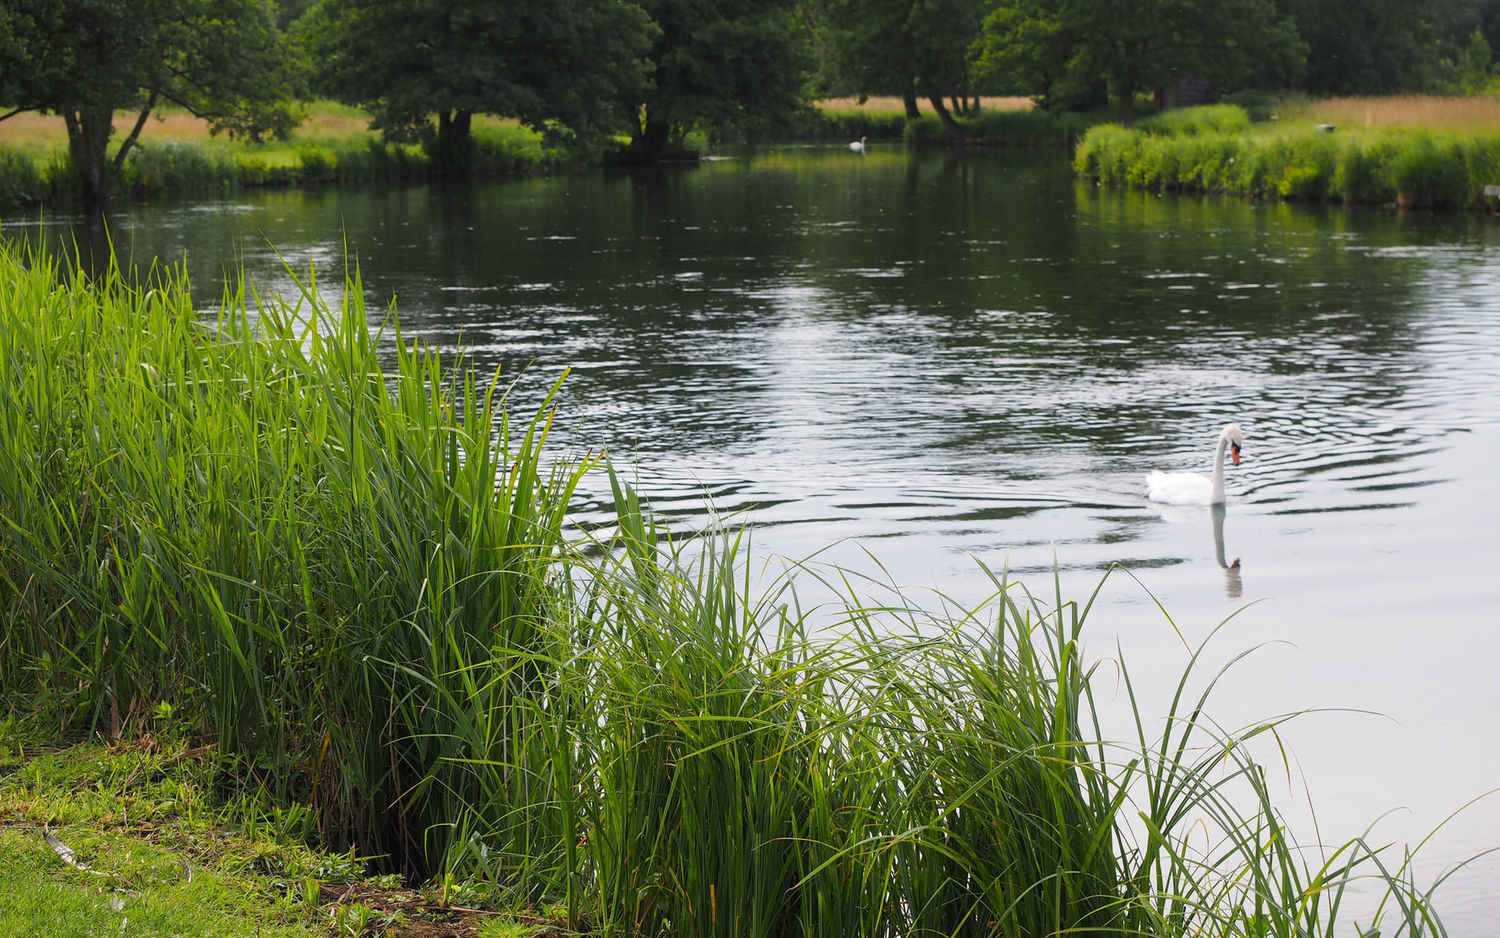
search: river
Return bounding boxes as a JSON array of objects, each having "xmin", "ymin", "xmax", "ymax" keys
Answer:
[{"xmin": 7, "ymin": 145, "xmax": 1499, "ymax": 927}]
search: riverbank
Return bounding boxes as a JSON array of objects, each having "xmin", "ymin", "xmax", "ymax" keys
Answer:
[
  {"xmin": 1, "ymin": 233, "xmax": 1482, "ymax": 935},
  {"xmin": 0, "ymin": 741, "xmax": 549, "ymax": 937},
  {"xmin": 0, "ymin": 102, "xmax": 551, "ymax": 209},
  {"xmin": 0, "ymin": 98, "xmax": 1090, "ymax": 209},
  {"xmin": 1075, "ymin": 102, "xmax": 1500, "ymax": 209}
]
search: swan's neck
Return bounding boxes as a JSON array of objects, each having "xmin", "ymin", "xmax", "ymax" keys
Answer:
[{"xmin": 1210, "ymin": 436, "xmax": 1228, "ymax": 503}]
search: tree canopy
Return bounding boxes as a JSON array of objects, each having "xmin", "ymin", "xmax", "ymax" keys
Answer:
[
  {"xmin": 624, "ymin": 0, "xmax": 813, "ymax": 160},
  {"xmin": 973, "ymin": 0, "xmax": 1303, "ymax": 123},
  {"xmin": 0, "ymin": 0, "xmax": 297, "ymax": 204},
  {"xmin": 298, "ymin": 0, "xmax": 658, "ymax": 162}
]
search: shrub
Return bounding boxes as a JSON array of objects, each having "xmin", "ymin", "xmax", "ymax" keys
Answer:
[
  {"xmin": 296, "ymin": 147, "xmax": 336, "ymax": 183},
  {"xmin": 0, "ymin": 148, "xmax": 43, "ymax": 208},
  {"xmin": 120, "ymin": 141, "xmax": 238, "ymax": 198},
  {"xmin": 1138, "ymin": 103, "xmax": 1251, "ymax": 137},
  {"xmin": 1331, "ymin": 136, "xmax": 1401, "ymax": 204},
  {"xmin": 1392, "ymin": 132, "xmax": 1469, "ymax": 208}
]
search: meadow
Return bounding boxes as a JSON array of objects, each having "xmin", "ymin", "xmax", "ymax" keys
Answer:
[{"xmin": 0, "ymin": 235, "xmax": 1476, "ymax": 936}]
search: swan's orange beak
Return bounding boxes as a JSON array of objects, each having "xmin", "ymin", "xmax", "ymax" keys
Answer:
[{"xmin": 1231, "ymin": 442, "xmax": 1241, "ymax": 466}]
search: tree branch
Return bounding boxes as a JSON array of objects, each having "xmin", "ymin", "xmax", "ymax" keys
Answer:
[
  {"xmin": 0, "ymin": 105, "xmax": 41, "ymax": 123},
  {"xmin": 112, "ymin": 87, "xmax": 160, "ymax": 177}
]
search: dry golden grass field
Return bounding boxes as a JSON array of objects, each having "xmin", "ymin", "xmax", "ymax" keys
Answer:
[
  {"xmin": 0, "ymin": 103, "xmax": 374, "ymax": 149},
  {"xmin": 1293, "ymin": 94, "xmax": 1500, "ymax": 130}
]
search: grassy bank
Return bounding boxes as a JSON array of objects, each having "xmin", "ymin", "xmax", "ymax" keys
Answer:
[
  {"xmin": 1075, "ymin": 102, "xmax": 1500, "ymax": 209},
  {"xmin": 0, "ymin": 237, "xmax": 1478, "ymax": 935},
  {"xmin": 0, "ymin": 102, "xmax": 551, "ymax": 208},
  {"xmin": 0, "ymin": 741, "xmax": 550, "ymax": 936}
]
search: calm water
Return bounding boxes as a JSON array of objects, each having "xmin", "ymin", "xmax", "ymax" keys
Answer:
[{"xmin": 8, "ymin": 147, "xmax": 1500, "ymax": 925}]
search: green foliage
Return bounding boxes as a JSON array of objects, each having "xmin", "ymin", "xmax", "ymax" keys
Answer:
[
  {"xmin": 0, "ymin": 239, "xmax": 590, "ymax": 875},
  {"xmin": 905, "ymin": 107, "xmax": 1095, "ymax": 146},
  {"xmin": 1293, "ymin": 0, "xmax": 1496, "ymax": 95},
  {"xmin": 0, "ymin": 147, "xmax": 43, "ymax": 207},
  {"xmin": 624, "ymin": 0, "xmax": 813, "ymax": 160},
  {"xmin": 299, "ymin": 0, "xmax": 657, "ymax": 151},
  {"xmin": 1137, "ymin": 103, "xmax": 1252, "ymax": 136},
  {"xmin": 1391, "ymin": 132, "xmax": 1471, "ymax": 207},
  {"xmin": 119, "ymin": 142, "xmax": 241, "ymax": 198},
  {"xmin": 0, "ymin": 0, "xmax": 298, "ymax": 204},
  {"xmin": 973, "ymin": 0, "xmax": 1304, "ymax": 123},
  {"xmin": 1076, "ymin": 121, "xmax": 1500, "ymax": 207}
]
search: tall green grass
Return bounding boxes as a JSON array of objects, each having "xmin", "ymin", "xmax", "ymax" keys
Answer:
[
  {"xmin": 0, "ymin": 238, "xmax": 589, "ymax": 878},
  {"xmin": 0, "ymin": 237, "xmax": 1479, "ymax": 934},
  {"xmin": 1076, "ymin": 106, "xmax": 1500, "ymax": 208}
]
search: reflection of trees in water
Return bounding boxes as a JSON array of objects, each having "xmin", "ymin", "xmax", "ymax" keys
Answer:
[{"xmin": 1, "ymin": 152, "xmax": 1469, "ymax": 473}]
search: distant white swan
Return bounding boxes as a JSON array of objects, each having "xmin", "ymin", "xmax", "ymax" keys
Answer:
[
  {"xmin": 1146, "ymin": 423, "xmax": 1242, "ymax": 505},
  {"xmin": 849, "ymin": 136, "xmax": 866, "ymax": 152}
]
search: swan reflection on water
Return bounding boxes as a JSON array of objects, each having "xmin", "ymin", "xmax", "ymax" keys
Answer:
[
  {"xmin": 1212, "ymin": 502, "xmax": 1243, "ymax": 600},
  {"xmin": 1151, "ymin": 501, "xmax": 1244, "ymax": 599}
]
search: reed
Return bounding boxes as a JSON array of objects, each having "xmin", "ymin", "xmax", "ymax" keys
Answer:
[
  {"xmin": 0, "ymin": 237, "xmax": 590, "ymax": 880},
  {"xmin": 0, "ymin": 237, "xmax": 1477, "ymax": 935},
  {"xmin": 1076, "ymin": 106, "xmax": 1500, "ymax": 209}
]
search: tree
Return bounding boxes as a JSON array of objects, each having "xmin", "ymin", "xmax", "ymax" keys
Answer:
[
  {"xmin": 974, "ymin": 0, "xmax": 1303, "ymax": 124},
  {"xmin": 298, "ymin": 0, "xmax": 657, "ymax": 163},
  {"xmin": 0, "ymin": 0, "xmax": 297, "ymax": 206},
  {"xmin": 818, "ymin": 0, "xmax": 992, "ymax": 128},
  {"xmin": 1285, "ymin": 0, "xmax": 1492, "ymax": 95},
  {"xmin": 624, "ymin": 0, "xmax": 813, "ymax": 161}
]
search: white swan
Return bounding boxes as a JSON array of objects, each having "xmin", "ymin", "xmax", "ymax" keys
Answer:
[
  {"xmin": 1146, "ymin": 423, "xmax": 1242, "ymax": 505},
  {"xmin": 849, "ymin": 136, "xmax": 866, "ymax": 152}
]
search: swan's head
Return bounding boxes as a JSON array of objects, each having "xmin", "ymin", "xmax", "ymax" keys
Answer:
[{"xmin": 1222, "ymin": 423, "xmax": 1243, "ymax": 465}]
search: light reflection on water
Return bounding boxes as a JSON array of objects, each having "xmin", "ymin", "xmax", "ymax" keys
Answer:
[{"xmin": 7, "ymin": 147, "xmax": 1500, "ymax": 926}]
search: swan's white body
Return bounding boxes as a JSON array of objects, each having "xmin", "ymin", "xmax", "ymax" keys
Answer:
[
  {"xmin": 1146, "ymin": 423, "xmax": 1242, "ymax": 505},
  {"xmin": 849, "ymin": 136, "xmax": 866, "ymax": 152}
]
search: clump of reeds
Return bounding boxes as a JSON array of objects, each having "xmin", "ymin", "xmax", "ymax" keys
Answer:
[
  {"xmin": 0, "ymin": 237, "xmax": 590, "ymax": 877},
  {"xmin": 1076, "ymin": 117, "xmax": 1500, "ymax": 209},
  {"xmin": 0, "ymin": 237, "xmax": 1477, "ymax": 935}
]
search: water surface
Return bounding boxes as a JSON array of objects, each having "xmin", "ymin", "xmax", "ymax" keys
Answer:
[{"xmin": 8, "ymin": 147, "xmax": 1499, "ymax": 924}]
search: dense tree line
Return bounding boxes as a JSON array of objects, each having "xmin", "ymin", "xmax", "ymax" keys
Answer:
[{"xmin": 3, "ymin": 0, "xmax": 1500, "ymax": 204}]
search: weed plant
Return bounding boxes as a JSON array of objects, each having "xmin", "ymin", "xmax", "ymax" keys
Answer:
[{"xmin": 0, "ymin": 238, "xmax": 1480, "ymax": 935}]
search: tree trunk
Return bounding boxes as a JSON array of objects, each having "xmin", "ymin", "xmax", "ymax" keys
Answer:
[
  {"xmin": 1116, "ymin": 75, "xmax": 1136, "ymax": 127},
  {"xmin": 625, "ymin": 115, "xmax": 672, "ymax": 163},
  {"xmin": 902, "ymin": 93, "xmax": 921, "ymax": 119},
  {"xmin": 927, "ymin": 96, "xmax": 969, "ymax": 142},
  {"xmin": 64, "ymin": 108, "xmax": 115, "ymax": 207},
  {"xmin": 431, "ymin": 108, "xmax": 475, "ymax": 173}
]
